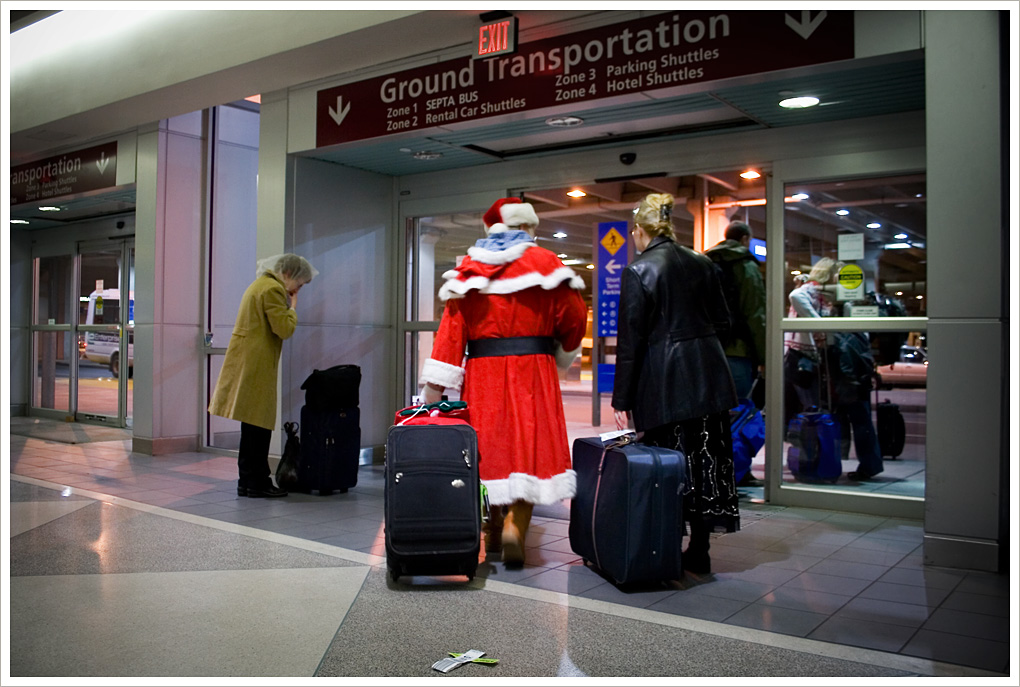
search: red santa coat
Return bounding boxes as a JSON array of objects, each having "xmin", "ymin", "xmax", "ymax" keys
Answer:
[{"xmin": 420, "ymin": 239, "xmax": 588, "ymax": 506}]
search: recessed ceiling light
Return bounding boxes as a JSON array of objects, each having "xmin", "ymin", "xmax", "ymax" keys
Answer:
[
  {"xmin": 867, "ymin": 222, "xmax": 881, "ymax": 229},
  {"xmin": 791, "ymin": 193, "xmax": 809, "ymax": 200},
  {"xmin": 567, "ymin": 189, "xmax": 586, "ymax": 198},
  {"xmin": 546, "ymin": 116, "xmax": 584, "ymax": 127},
  {"xmin": 586, "ymin": 264, "xmax": 595, "ymax": 270},
  {"xmin": 895, "ymin": 291, "xmax": 904, "ymax": 296},
  {"xmin": 10, "ymin": 219, "xmax": 30, "ymax": 225},
  {"xmin": 739, "ymin": 170, "xmax": 760, "ymax": 180},
  {"xmin": 39, "ymin": 206, "xmax": 62, "ymax": 211},
  {"xmin": 791, "ymin": 270, "xmax": 802, "ymax": 276},
  {"xmin": 557, "ymin": 253, "xmax": 568, "ymax": 258},
  {"xmin": 412, "ymin": 151, "xmax": 443, "ymax": 160},
  {"xmin": 553, "ymin": 231, "xmax": 568, "ymax": 239},
  {"xmin": 779, "ymin": 96, "xmax": 820, "ymax": 109},
  {"xmin": 884, "ymin": 243, "xmax": 911, "ymax": 249},
  {"xmin": 836, "ymin": 209, "xmax": 850, "ymax": 216},
  {"xmin": 916, "ymin": 295, "xmax": 924, "ymax": 300},
  {"xmin": 894, "ymin": 233, "xmax": 908, "ymax": 240}
]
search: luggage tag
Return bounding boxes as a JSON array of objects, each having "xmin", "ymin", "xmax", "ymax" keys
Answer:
[
  {"xmin": 432, "ymin": 649, "xmax": 486, "ymax": 673},
  {"xmin": 480, "ymin": 483, "xmax": 490, "ymax": 523},
  {"xmin": 599, "ymin": 429, "xmax": 637, "ymax": 446}
]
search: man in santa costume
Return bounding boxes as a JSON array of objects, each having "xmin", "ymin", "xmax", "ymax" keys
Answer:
[{"xmin": 420, "ymin": 197, "xmax": 588, "ymax": 566}]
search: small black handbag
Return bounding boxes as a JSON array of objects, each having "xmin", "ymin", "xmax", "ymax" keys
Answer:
[{"xmin": 275, "ymin": 421, "xmax": 301, "ymax": 490}]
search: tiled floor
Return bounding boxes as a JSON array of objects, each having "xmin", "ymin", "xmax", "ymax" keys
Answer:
[{"xmin": 5, "ymin": 420, "xmax": 1013, "ymax": 678}]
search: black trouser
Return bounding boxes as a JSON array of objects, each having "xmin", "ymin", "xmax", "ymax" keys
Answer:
[{"xmin": 238, "ymin": 422, "xmax": 273, "ymax": 489}]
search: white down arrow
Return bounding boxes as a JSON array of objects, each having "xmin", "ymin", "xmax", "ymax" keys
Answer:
[
  {"xmin": 785, "ymin": 10, "xmax": 827, "ymax": 40},
  {"xmin": 329, "ymin": 96, "xmax": 351, "ymax": 126}
]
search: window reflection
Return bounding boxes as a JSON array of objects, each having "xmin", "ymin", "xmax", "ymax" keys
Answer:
[
  {"xmin": 781, "ymin": 327, "xmax": 926, "ymax": 498},
  {"xmin": 784, "ymin": 174, "xmax": 927, "ymax": 319}
]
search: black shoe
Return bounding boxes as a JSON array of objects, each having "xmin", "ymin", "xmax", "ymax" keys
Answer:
[
  {"xmin": 847, "ymin": 471, "xmax": 870, "ymax": 482},
  {"xmin": 737, "ymin": 473, "xmax": 764, "ymax": 488},
  {"xmin": 682, "ymin": 550, "xmax": 711, "ymax": 575},
  {"xmin": 238, "ymin": 484, "xmax": 288, "ymax": 498}
]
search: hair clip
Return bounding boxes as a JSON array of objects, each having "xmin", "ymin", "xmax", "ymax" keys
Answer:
[{"xmin": 659, "ymin": 205, "xmax": 672, "ymax": 222}]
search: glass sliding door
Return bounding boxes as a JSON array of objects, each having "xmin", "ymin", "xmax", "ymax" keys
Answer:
[
  {"xmin": 31, "ymin": 254, "xmax": 75, "ymax": 415},
  {"xmin": 770, "ymin": 169, "xmax": 927, "ymax": 517}
]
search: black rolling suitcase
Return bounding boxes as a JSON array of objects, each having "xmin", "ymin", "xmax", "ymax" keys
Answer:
[
  {"xmin": 569, "ymin": 435, "xmax": 687, "ymax": 585},
  {"xmin": 875, "ymin": 387, "xmax": 906, "ymax": 459},
  {"xmin": 296, "ymin": 406, "xmax": 360, "ymax": 494},
  {"xmin": 385, "ymin": 420, "xmax": 481, "ymax": 582}
]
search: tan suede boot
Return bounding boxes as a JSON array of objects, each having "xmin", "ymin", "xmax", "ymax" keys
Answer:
[
  {"xmin": 501, "ymin": 500, "xmax": 533, "ymax": 565},
  {"xmin": 483, "ymin": 504, "xmax": 505, "ymax": 554}
]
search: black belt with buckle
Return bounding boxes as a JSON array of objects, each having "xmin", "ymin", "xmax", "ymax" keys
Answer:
[{"xmin": 467, "ymin": 336, "xmax": 556, "ymax": 358}]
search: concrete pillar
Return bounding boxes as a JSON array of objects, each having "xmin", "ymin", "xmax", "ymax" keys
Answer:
[
  {"xmin": 132, "ymin": 114, "xmax": 206, "ymax": 455},
  {"xmin": 922, "ymin": 11, "xmax": 1005, "ymax": 571}
]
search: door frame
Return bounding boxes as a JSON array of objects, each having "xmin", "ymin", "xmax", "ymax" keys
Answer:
[{"xmin": 764, "ymin": 147, "xmax": 927, "ymax": 519}]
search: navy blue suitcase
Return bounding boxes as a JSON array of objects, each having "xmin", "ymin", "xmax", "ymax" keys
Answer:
[
  {"xmin": 569, "ymin": 437, "xmax": 688, "ymax": 585},
  {"xmin": 384, "ymin": 422, "xmax": 480, "ymax": 582},
  {"xmin": 296, "ymin": 405, "xmax": 360, "ymax": 495}
]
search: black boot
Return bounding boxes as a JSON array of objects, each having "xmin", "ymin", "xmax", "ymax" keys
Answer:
[{"xmin": 682, "ymin": 519, "xmax": 711, "ymax": 574}]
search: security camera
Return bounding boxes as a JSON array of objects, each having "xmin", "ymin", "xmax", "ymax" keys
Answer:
[{"xmin": 619, "ymin": 152, "xmax": 636, "ymax": 165}]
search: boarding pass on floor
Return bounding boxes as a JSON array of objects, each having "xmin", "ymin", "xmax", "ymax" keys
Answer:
[{"xmin": 432, "ymin": 649, "xmax": 486, "ymax": 673}]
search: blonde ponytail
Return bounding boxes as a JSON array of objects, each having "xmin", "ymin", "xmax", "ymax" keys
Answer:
[{"xmin": 634, "ymin": 193, "xmax": 676, "ymax": 241}]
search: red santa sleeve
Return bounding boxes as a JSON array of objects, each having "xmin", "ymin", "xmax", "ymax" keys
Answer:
[
  {"xmin": 419, "ymin": 298, "xmax": 468, "ymax": 390},
  {"xmin": 552, "ymin": 283, "xmax": 588, "ymax": 370}
]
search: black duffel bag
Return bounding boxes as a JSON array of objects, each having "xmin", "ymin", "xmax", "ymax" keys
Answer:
[{"xmin": 301, "ymin": 364, "xmax": 361, "ymax": 410}]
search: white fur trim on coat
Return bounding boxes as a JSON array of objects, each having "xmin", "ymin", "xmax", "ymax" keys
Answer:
[
  {"xmin": 439, "ymin": 267, "xmax": 586, "ymax": 301},
  {"xmin": 467, "ymin": 242, "xmax": 534, "ymax": 265},
  {"xmin": 419, "ymin": 358, "xmax": 465, "ymax": 390},
  {"xmin": 555, "ymin": 343, "xmax": 582, "ymax": 370},
  {"xmin": 483, "ymin": 470, "xmax": 576, "ymax": 506}
]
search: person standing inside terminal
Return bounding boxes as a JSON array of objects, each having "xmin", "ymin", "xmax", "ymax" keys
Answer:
[
  {"xmin": 705, "ymin": 220, "xmax": 767, "ymax": 487},
  {"xmin": 419, "ymin": 198, "xmax": 588, "ymax": 566},
  {"xmin": 210, "ymin": 253, "xmax": 318, "ymax": 498},
  {"xmin": 612, "ymin": 193, "xmax": 740, "ymax": 575}
]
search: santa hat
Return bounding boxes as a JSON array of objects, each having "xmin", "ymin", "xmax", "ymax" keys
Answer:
[{"xmin": 483, "ymin": 197, "xmax": 540, "ymax": 235}]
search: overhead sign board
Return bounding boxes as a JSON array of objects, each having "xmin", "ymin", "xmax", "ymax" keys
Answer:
[
  {"xmin": 316, "ymin": 10, "xmax": 853, "ymax": 148},
  {"xmin": 10, "ymin": 141, "xmax": 118, "ymax": 206}
]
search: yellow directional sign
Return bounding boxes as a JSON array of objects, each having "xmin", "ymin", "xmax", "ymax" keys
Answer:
[
  {"xmin": 838, "ymin": 264, "xmax": 864, "ymax": 290},
  {"xmin": 600, "ymin": 227, "xmax": 626, "ymax": 255}
]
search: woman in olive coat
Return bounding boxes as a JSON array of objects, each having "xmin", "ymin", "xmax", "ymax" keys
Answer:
[
  {"xmin": 209, "ymin": 253, "xmax": 317, "ymax": 497},
  {"xmin": 612, "ymin": 193, "xmax": 740, "ymax": 575}
]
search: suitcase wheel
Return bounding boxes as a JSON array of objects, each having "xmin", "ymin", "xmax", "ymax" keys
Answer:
[
  {"xmin": 388, "ymin": 566, "xmax": 401, "ymax": 582},
  {"xmin": 319, "ymin": 489, "xmax": 333, "ymax": 496}
]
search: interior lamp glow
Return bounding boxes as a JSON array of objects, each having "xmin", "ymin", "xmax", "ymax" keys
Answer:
[
  {"xmin": 867, "ymin": 222, "xmax": 882, "ymax": 229},
  {"xmin": 739, "ymin": 170, "xmax": 761, "ymax": 180},
  {"xmin": 836, "ymin": 209, "xmax": 850, "ymax": 216},
  {"xmin": 894, "ymin": 233, "xmax": 908, "ymax": 239},
  {"xmin": 779, "ymin": 96, "xmax": 820, "ymax": 109},
  {"xmin": 567, "ymin": 189, "xmax": 586, "ymax": 198},
  {"xmin": 553, "ymin": 231, "xmax": 568, "ymax": 239},
  {"xmin": 791, "ymin": 193, "xmax": 809, "ymax": 200}
]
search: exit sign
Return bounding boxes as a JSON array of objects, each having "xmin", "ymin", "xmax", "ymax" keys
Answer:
[{"xmin": 475, "ymin": 16, "xmax": 517, "ymax": 59}]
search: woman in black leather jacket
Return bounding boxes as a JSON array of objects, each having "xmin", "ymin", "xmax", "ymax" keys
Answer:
[{"xmin": 612, "ymin": 193, "xmax": 741, "ymax": 574}]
